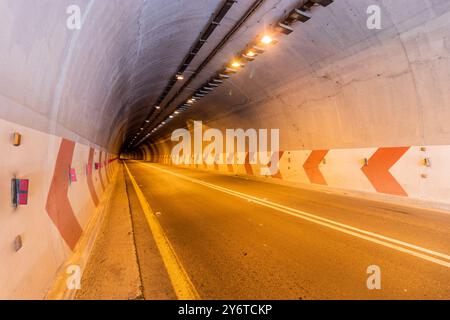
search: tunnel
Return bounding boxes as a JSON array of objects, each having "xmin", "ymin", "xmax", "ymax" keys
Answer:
[{"xmin": 1, "ymin": 0, "xmax": 450, "ymax": 301}]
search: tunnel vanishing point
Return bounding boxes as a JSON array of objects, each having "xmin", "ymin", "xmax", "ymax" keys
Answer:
[{"xmin": 1, "ymin": 0, "xmax": 450, "ymax": 300}]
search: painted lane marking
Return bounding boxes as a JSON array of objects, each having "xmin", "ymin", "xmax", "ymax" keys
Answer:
[
  {"xmin": 124, "ymin": 163, "xmax": 200, "ymax": 300},
  {"xmin": 141, "ymin": 163, "xmax": 450, "ymax": 268}
]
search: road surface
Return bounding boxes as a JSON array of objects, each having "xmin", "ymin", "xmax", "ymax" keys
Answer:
[{"xmin": 125, "ymin": 161, "xmax": 450, "ymax": 299}]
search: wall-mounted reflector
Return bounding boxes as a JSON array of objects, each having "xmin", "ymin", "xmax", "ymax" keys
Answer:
[
  {"xmin": 12, "ymin": 178, "xmax": 29, "ymax": 207},
  {"xmin": 14, "ymin": 235, "xmax": 23, "ymax": 252},
  {"xmin": 13, "ymin": 132, "xmax": 22, "ymax": 146},
  {"xmin": 69, "ymin": 168, "xmax": 77, "ymax": 183}
]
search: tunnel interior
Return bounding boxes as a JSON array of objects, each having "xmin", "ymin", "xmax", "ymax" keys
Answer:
[{"xmin": 1, "ymin": 0, "xmax": 450, "ymax": 300}]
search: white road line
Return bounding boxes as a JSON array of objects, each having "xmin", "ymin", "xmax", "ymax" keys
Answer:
[{"xmin": 138, "ymin": 162, "xmax": 450, "ymax": 268}]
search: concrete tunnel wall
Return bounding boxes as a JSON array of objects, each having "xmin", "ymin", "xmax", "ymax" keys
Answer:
[
  {"xmin": 0, "ymin": 117, "xmax": 119, "ymax": 299},
  {"xmin": 139, "ymin": 0, "xmax": 450, "ymax": 207},
  {"xmin": 0, "ymin": 0, "xmax": 234, "ymax": 298},
  {"xmin": 0, "ymin": 0, "xmax": 449, "ymax": 298}
]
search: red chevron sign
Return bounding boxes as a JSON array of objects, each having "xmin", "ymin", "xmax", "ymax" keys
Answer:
[
  {"xmin": 45, "ymin": 139, "xmax": 82, "ymax": 250},
  {"xmin": 303, "ymin": 150, "xmax": 329, "ymax": 185},
  {"xmin": 361, "ymin": 147, "xmax": 410, "ymax": 196}
]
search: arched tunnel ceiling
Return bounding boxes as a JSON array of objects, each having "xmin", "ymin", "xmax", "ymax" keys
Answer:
[
  {"xmin": 1, "ymin": 0, "xmax": 450, "ymax": 153},
  {"xmin": 132, "ymin": 0, "xmax": 450, "ymax": 152}
]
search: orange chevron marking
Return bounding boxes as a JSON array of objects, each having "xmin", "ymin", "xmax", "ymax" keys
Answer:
[
  {"xmin": 303, "ymin": 150, "xmax": 329, "ymax": 185},
  {"xmin": 45, "ymin": 139, "xmax": 82, "ymax": 250},
  {"xmin": 362, "ymin": 147, "xmax": 410, "ymax": 197},
  {"xmin": 244, "ymin": 152, "xmax": 254, "ymax": 176}
]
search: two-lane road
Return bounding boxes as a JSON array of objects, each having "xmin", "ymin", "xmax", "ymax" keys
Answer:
[{"xmin": 125, "ymin": 161, "xmax": 450, "ymax": 299}]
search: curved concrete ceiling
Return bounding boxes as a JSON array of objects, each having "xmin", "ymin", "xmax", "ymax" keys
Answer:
[{"xmin": 1, "ymin": 0, "xmax": 449, "ymax": 153}]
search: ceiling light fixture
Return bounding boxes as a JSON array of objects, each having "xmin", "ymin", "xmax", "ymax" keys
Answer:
[
  {"xmin": 275, "ymin": 22, "xmax": 294, "ymax": 35},
  {"xmin": 246, "ymin": 50, "xmax": 256, "ymax": 57},
  {"xmin": 231, "ymin": 61, "xmax": 241, "ymax": 68},
  {"xmin": 252, "ymin": 45, "xmax": 265, "ymax": 54},
  {"xmin": 260, "ymin": 35, "xmax": 273, "ymax": 44}
]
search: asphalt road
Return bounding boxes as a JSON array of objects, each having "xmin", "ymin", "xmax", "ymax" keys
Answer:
[{"xmin": 125, "ymin": 161, "xmax": 450, "ymax": 299}]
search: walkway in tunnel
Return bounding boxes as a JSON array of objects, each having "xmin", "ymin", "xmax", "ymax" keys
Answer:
[{"xmin": 78, "ymin": 161, "xmax": 450, "ymax": 299}]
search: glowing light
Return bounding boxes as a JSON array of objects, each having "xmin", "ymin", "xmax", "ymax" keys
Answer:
[
  {"xmin": 260, "ymin": 35, "xmax": 273, "ymax": 45},
  {"xmin": 246, "ymin": 50, "xmax": 256, "ymax": 57},
  {"xmin": 155, "ymin": 106, "xmax": 161, "ymax": 110},
  {"xmin": 176, "ymin": 74, "xmax": 184, "ymax": 80},
  {"xmin": 231, "ymin": 61, "xmax": 241, "ymax": 68}
]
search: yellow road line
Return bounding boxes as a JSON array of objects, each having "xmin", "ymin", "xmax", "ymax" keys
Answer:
[{"xmin": 124, "ymin": 163, "xmax": 200, "ymax": 300}]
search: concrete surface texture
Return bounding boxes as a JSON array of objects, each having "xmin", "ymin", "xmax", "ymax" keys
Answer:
[
  {"xmin": 0, "ymin": 0, "xmax": 450, "ymax": 300},
  {"xmin": 76, "ymin": 169, "xmax": 142, "ymax": 300}
]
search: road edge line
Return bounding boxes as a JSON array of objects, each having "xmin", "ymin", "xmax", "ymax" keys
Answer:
[{"xmin": 124, "ymin": 163, "xmax": 200, "ymax": 300}]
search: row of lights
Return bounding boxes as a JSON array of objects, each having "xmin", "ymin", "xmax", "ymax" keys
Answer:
[
  {"xmin": 129, "ymin": 0, "xmax": 334, "ymax": 149},
  {"xmin": 146, "ymin": 37, "xmax": 273, "ymax": 140},
  {"xmin": 144, "ymin": 34, "xmax": 279, "ymax": 140}
]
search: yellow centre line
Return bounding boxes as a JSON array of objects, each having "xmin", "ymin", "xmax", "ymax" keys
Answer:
[{"xmin": 124, "ymin": 163, "xmax": 200, "ymax": 300}]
